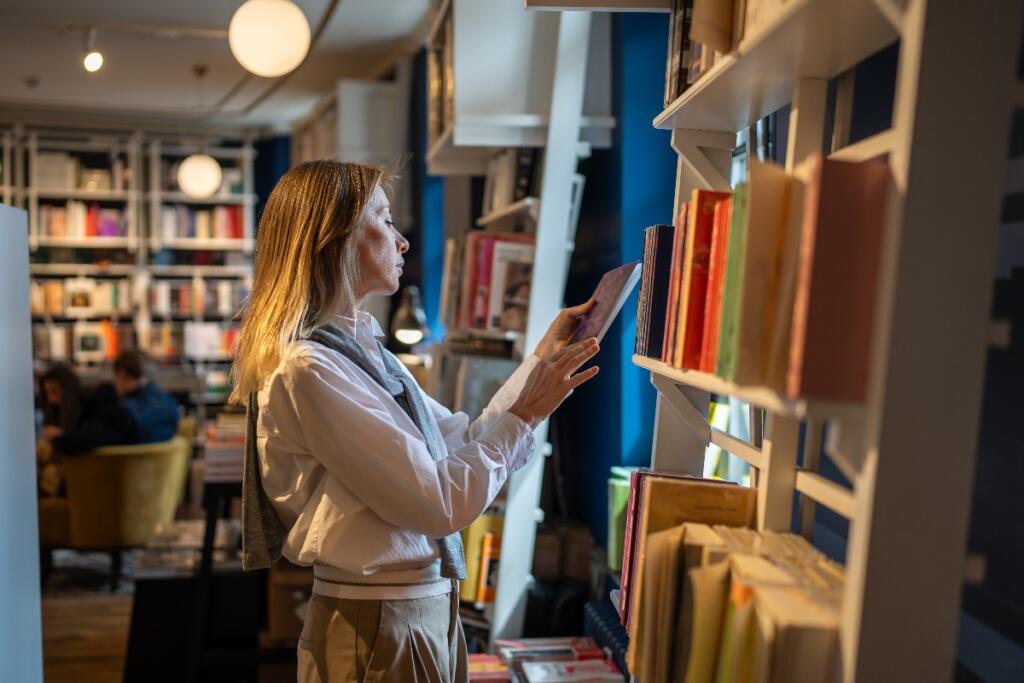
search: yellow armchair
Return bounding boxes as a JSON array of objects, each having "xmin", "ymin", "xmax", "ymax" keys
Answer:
[{"xmin": 39, "ymin": 429, "xmax": 191, "ymax": 589}]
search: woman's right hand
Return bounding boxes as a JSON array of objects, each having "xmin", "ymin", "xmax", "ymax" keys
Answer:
[{"xmin": 509, "ymin": 338, "xmax": 600, "ymax": 430}]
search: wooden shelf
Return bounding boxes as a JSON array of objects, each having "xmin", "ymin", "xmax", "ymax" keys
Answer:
[
  {"xmin": 158, "ymin": 192, "xmax": 254, "ymax": 205},
  {"xmin": 36, "ymin": 188, "xmax": 132, "ymax": 201},
  {"xmin": 153, "ymin": 238, "xmax": 250, "ymax": 251},
  {"xmin": 653, "ymin": 0, "xmax": 898, "ymax": 131},
  {"xmin": 477, "ymin": 197, "xmax": 540, "ymax": 228},
  {"xmin": 632, "ymin": 354, "xmax": 861, "ymax": 420},
  {"xmin": 35, "ymin": 236, "xmax": 132, "ymax": 249}
]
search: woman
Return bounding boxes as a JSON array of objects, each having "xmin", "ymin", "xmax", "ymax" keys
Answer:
[
  {"xmin": 230, "ymin": 160, "xmax": 599, "ymax": 683},
  {"xmin": 36, "ymin": 365, "xmax": 85, "ymax": 496}
]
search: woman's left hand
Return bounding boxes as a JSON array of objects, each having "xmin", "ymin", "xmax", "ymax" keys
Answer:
[{"xmin": 534, "ymin": 299, "xmax": 595, "ymax": 361}]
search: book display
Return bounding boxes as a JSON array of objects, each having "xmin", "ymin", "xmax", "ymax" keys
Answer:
[{"xmin": 537, "ymin": 0, "xmax": 1018, "ymax": 680}]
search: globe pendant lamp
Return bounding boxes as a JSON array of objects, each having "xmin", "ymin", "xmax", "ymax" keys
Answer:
[
  {"xmin": 177, "ymin": 153, "xmax": 222, "ymax": 199},
  {"xmin": 177, "ymin": 65, "xmax": 223, "ymax": 199},
  {"xmin": 229, "ymin": 0, "xmax": 311, "ymax": 78}
]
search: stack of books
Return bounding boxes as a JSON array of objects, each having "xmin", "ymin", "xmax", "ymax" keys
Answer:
[
  {"xmin": 618, "ymin": 470, "xmax": 843, "ymax": 683},
  {"xmin": 483, "ymin": 637, "xmax": 623, "ymax": 682},
  {"xmin": 204, "ymin": 413, "xmax": 246, "ymax": 482},
  {"xmin": 635, "ymin": 155, "xmax": 890, "ymax": 402},
  {"xmin": 149, "ymin": 279, "xmax": 247, "ymax": 318},
  {"xmin": 450, "ymin": 232, "xmax": 535, "ymax": 334},
  {"xmin": 31, "ymin": 277, "xmax": 133, "ymax": 317}
]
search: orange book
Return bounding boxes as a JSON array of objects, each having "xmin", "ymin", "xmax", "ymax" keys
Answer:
[
  {"xmin": 700, "ymin": 198, "xmax": 732, "ymax": 373},
  {"xmin": 676, "ymin": 190, "xmax": 731, "ymax": 369},
  {"xmin": 661, "ymin": 204, "xmax": 689, "ymax": 364},
  {"xmin": 787, "ymin": 156, "xmax": 890, "ymax": 401},
  {"xmin": 476, "ymin": 532, "xmax": 501, "ymax": 603}
]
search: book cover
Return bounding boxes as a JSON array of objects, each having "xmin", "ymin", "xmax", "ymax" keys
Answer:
[
  {"xmin": 571, "ymin": 261, "xmax": 642, "ymax": 345},
  {"xmin": 787, "ymin": 156, "xmax": 890, "ymax": 401},
  {"xmin": 662, "ymin": 203, "xmax": 689, "ymax": 364},
  {"xmin": 641, "ymin": 224, "xmax": 677, "ymax": 359},
  {"xmin": 699, "ymin": 197, "xmax": 732, "ymax": 373},
  {"xmin": 472, "ymin": 236, "xmax": 497, "ymax": 329},
  {"xmin": 716, "ymin": 182, "xmax": 750, "ymax": 380},
  {"xmin": 734, "ymin": 160, "xmax": 793, "ymax": 385},
  {"xmin": 691, "ymin": 0, "xmax": 735, "ymax": 54},
  {"xmin": 677, "ymin": 190, "xmax": 731, "ymax": 369},
  {"xmin": 633, "ymin": 229, "xmax": 654, "ymax": 355},
  {"xmin": 488, "ymin": 239, "xmax": 535, "ymax": 333},
  {"xmin": 475, "ymin": 532, "xmax": 502, "ymax": 603},
  {"xmin": 618, "ymin": 470, "xmax": 644, "ymax": 627}
]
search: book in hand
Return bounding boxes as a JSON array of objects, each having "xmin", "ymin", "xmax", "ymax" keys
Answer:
[{"xmin": 569, "ymin": 261, "xmax": 643, "ymax": 345}]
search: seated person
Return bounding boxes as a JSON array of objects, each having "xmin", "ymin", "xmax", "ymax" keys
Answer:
[
  {"xmin": 36, "ymin": 365, "xmax": 86, "ymax": 496},
  {"xmin": 46, "ymin": 350, "xmax": 181, "ymax": 455}
]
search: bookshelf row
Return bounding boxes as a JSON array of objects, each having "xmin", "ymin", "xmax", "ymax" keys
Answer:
[
  {"xmin": 633, "ymin": 153, "xmax": 887, "ymax": 419},
  {"xmin": 32, "ymin": 319, "xmax": 239, "ymax": 365}
]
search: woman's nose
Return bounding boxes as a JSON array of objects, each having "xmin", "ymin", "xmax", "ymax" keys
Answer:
[{"xmin": 397, "ymin": 234, "xmax": 410, "ymax": 254}]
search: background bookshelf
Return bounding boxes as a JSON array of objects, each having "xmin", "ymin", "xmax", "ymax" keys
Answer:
[
  {"xmin": 2, "ymin": 128, "xmax": 14, "ymax": 206},
  {"xmin": 529, "ymin": 0, "xmax": 1021, "ymax": 681}
]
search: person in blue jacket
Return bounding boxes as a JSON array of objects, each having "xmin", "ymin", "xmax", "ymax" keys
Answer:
[{"xmin": 45, "ymin": 350, "xmax": 181, "ymax": 454}]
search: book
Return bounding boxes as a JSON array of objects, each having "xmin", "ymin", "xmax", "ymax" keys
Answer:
[
  {"xmin": 439, "ymin": 237, "xmax": 463, "ymax": 328},
  {"xmin": 519, "ymin": 660, "xmax": 622, "ymax": 682},
  {"xmin": 625, "ymin": 478, "xmax": 755, "ymax": 675},
  {"xmin": 751, "ymin": 584, "xmax": 841, "ymax": 683},
  {"xmin": 716, "ymin": 182, "xmax": 750, "ymax": 380},
  {"xmin": 488, "ymin": 240, "xmax": 535, "ymax": 333},
  {"xmin": 459, "ymin": 232, "xmax": 485, "ymax": 329},
  {"xmin": 677, "ymin": 190, "xmax": 732, "ymax": 369},
  {"xmin": 570, "ymin": 261, "xmax": 642, "ymax": 345},
  {"xmin": 634, "ymin": 229, "xmax": 657, "ymax": 355},
  {"xmin": 472, "ymin": 236, "xmax": 497, "ymax": 329},
  {"xmin": 495, "ymin": 637, "xmax": 605, "ymax": 664},
  {"xmin": 640, "ymin": 224, "xmax": 677, "ymax": 359},
  {"xmin": 475, "ymin": 531, "xmax": 501, "ymax": 603},
  {"xmin": 662, "ymin": 204, "xmax": 689, "ymax": 364},
  {"xmin": 733, "ymin": 160, "xmax": 798, "ymax": 385},
  {"xmin": 691, "ymin": 0, "xmax": 735, "ymax": 54},
  {"xmin": 787, "ymin": 156, "xmax": 890, "ymax": 401},
  {"xmin": 468, "ymin": 654, "xmax": 510, "ymax": 682},
  {"xmin": 459, "ymin": 513, "xmax": 504, "ymax": 603},
  {"xmin": 700, "ymin": 197, "xmax": 733, "ymax": 373}
]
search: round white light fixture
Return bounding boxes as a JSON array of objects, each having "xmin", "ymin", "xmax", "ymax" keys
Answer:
[
  {"xmin": 177, "ymin": 154, "xmax": 223, "ymax": 199},
  {"xmin": 228, "ymin": 0, "xmax": 311, "ymax": 78},
  {"xmin": 394, "ymin": 328, "xmax": 425, "ymax": 346},
  {"xmin": 83, "ymin": 50, "xmax": 104, "ymax": 73}
]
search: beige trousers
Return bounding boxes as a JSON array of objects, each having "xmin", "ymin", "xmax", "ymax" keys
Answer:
[{"xmin": 297, "ymin": 587, "xmax": 468, "ymax": 683}]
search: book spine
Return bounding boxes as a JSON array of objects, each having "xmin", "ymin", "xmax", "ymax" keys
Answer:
[
  {"xmin": 700, "ymin": 197, "xmax": 732, "ymax": 373},
  {"xmin": 662, "ymin": 204, "xmax": 689, "ymax": 364},
  {"xmin": 645, "ymin": 225, "xmax": 677, "ymax": 359}
]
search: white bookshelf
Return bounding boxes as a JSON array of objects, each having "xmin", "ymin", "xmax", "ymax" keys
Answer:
[
  {"xmin": 532, "ymin": 0, "xmax": 1021, "ymax": 680},
  {"xmin": 427, "ymin": 2, "xmax": 606, "ymax": 641},
  {"xmin": 425, "ymin": 0, "xmax": 615, "ymax": 175}
]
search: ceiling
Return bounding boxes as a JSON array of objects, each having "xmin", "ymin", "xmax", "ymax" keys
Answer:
[{"xmin": 0, "ymin": 0, "xmax": 429, "ymax": 133}]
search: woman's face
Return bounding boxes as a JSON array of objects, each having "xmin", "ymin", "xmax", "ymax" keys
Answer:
[
  {"xmin": 355, "ymin": 186, "xmax": 409, "ymax": 298},
  {"xmin": 43, "ymin": 379, "xmax": 62, "ymax": 405}
]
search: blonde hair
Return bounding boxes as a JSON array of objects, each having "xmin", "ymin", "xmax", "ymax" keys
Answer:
[{"xmin": 229, "ymin": 160, "xmax": 391, "ymax": 404}]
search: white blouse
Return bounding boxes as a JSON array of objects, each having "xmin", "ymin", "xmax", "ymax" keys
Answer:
[{"xmin": 256, "ymin": 312, "xmax": 538, "ymax": 600}]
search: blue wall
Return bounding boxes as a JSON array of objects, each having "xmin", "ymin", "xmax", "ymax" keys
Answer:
[{"xmin": 557, "ymin": 12, "xmax": 675, "ymax": 547}]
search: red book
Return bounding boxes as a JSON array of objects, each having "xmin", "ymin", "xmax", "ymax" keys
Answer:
[
  {"xmin": 618, "ymin": 470, "xmax": 643, "ymax": 627},
  {"xmin": 87, "ymin": 203, "xmax": 100, "ymax": 238},
  {"xmin": 229, "ymin": 206, "xmax": 243, "ymax": 238},
  {"xmin": 680, "ymin": 190, "xmax": 731, "ymax": 369},
  {"xmin": 661, "ymin": 203, "xmax": 689, "ymax": 364},
  {"xmin": 787, "ymin": 156, "xmax": 890, "ymax": 401},
  {"xmin": 700, "ymin": 198, "xmax": 732, "ymax": 373},
  {"xmin": 472, "ymin": 236, "xmax": 497, "ymax": 329}
]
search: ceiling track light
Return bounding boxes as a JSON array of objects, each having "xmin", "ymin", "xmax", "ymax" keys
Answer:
[{"xmin": 82, "ymin": 27, "xmax": 103, "ymax": 73}]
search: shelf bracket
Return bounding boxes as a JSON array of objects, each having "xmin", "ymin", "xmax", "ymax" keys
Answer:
[
  {"xmin": 649, "ymin": 374, "xmax": 710, "ymax": 475},
  {"xmin": 650, "ymin": 373, "xmax": 711, "ymax": 444},
  {"xmin": 671, "ymin": 129, "xmax": 734, "ymax": 193}
]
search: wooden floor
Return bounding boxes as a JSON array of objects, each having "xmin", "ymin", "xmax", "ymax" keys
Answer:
[{"xmin": 42, "ymin": 593, "xmax": 133, "ymax": 683}]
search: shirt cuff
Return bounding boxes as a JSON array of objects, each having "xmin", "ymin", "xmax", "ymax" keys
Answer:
[{"xmin": 482, "ymin": 411, "xmax": 537, "ymax": 474}]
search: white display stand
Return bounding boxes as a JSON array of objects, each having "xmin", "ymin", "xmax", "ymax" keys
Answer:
[{"xmin": 0, "ymin": 204, "xmax": 43, "ymax": 683}]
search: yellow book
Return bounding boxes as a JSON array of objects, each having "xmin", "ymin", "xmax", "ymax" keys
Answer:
[{"xmin": 459, "ymin": 513, "xmax": 503, "ymax": 602}]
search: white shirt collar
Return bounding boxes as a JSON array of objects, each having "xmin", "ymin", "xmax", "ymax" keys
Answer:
[{"xmin": 335, "ymin": 311, "xmax": 386, "ymax": 339}]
